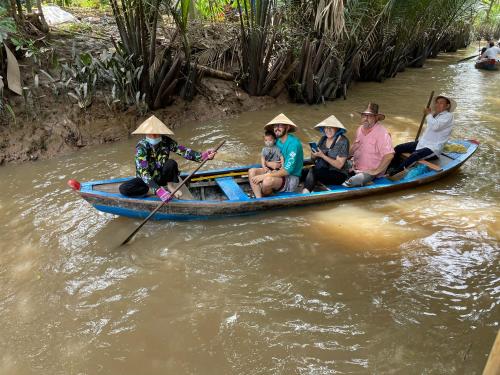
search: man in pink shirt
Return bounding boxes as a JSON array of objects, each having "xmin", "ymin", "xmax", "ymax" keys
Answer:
[{"xmin": 343, "ymin": 103, "xmax": 394, "ymax": 187}]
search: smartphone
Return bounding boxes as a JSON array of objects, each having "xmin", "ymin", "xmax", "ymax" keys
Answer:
[{"xmin": 309, "ymin": 142, "xmax": 319, "ymax": 152}]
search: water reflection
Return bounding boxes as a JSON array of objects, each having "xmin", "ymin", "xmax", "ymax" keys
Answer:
[
  {"xmin": 312, "ymin": 205, "xmax": 429, "ymax": 251},
  {"xmin": 0, "ymin": 46, "xmax": 498, "ymax": 374}
]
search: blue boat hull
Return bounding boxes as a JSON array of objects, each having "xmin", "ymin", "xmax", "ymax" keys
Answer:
[{"xmin": 72, "ymin": 140, "xmax": 479, "ymax": 221}]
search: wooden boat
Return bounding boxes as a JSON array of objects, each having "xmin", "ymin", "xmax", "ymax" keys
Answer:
[
  {"xmin": 68, "ymin": 140, "xmax": 479, "ymax": 221},
  {"xmin": 475, "ymin": 59, "xmax": 498, "ymax": 70}
]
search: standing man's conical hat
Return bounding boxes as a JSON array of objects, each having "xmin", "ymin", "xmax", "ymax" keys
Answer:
[
  {"xmin": 264, "ymin": 113, "xmax": 298, "ymax": 132},
  {"xmin": 314, "ymin": 115, "xmax": 347, "ymax": 131},
  {"xmin": 435, "ymin": 94, "xmax": 457, "ymax": 112},
  {"xmin": 132, "ymin": 115, "xmax": 174, "ymax": 135}
]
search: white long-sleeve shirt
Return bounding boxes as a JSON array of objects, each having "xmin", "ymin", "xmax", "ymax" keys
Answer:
[
  {"xmin": 416, "ymin": 111, "xmax": 454, "ymax": 154},
  {"xmin": 484, "ymin": 46, "xmax": 500, "ymax": 60}
]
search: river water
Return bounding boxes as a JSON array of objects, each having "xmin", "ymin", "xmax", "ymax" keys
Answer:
[{"xmin": 0, "ymin": 46, "xmax": 498, "ymax": 374}]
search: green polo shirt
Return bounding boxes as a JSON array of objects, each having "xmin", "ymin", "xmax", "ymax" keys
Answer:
[{"xmin": 276, "ymin": 134, "xmax": 304, "ymax": 177}]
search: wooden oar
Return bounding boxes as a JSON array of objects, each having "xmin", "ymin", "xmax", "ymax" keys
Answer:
[
  {"xmin": 121, "ymin": 140, "xmax": 226, "ymax": 246},
  {"xmin": 483, "ymin": 330, "xmax": 500, "ymax": 375},
  {"xmin": 415, "ymin": 91, "xmax": 434, "ymax": 142},
  {"xmin": 457, "ymin": 54, "xmax": 479, "ymax": 63}
]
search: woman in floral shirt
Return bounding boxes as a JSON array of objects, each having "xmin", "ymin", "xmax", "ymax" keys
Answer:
[{"xmin": 119, "ymin": 116, "xmax": 215, "ymax": 202}]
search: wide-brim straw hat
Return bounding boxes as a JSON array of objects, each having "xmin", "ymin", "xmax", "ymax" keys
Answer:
[
  {"xmin": 132, "ymin": 115, "xmax": 174, "ymax": 135},
  {"xmin": 264, "ymin": 113, "xmax": 298, "ymax": 132},
  {"xmin": 314, "ymin": 115, "xmax": 347, "ymax": 132},
  {"xmin": 435, "ymin": 94, "xmax": 457, "ymax": 112},
  {"xmin": 358, "ymin": 103, "xmax": 386, "ymax": 121}
]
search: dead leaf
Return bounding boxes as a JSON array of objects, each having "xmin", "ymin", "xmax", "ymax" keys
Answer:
[{"xmin": 4, "ymin": 43, "xmax": 22, "ymax": 95}]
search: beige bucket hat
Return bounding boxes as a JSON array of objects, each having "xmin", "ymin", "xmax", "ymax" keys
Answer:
[
  {"xmin": 264, "ymin": 113, "xmax": 298, "ymax": 132},
  {"xmin": 434, "ymin": 94, "xmax": 457, "ymax": 112},
  {"xmin": 132, "ymin": 115, "xmax": 175, "ymax": 135},
  {"xmin": 314, "ymin": 115, "xmax": 347, "ymax": 132},
  {"xmin": 358, "ymin": 102, "xmax": 386, "ymax": 121}
]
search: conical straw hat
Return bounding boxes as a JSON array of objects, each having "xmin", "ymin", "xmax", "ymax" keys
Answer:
[
  {"xmin": 132, "ymin": 115, "xmax": 174, "ymax": 135},
  {"xmin": 264, "ymin": 113, "xmax": 298, "ymax": 132},
  {"xmin": 314, "ymin": 115, "xmax": 347, "ymax": 132},
  {"xmin": 435, "ymin": 94, "xmax": 457, "ymax": 112}
]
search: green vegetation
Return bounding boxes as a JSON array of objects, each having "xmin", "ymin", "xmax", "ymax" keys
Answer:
[
  {"xmin": 53, "ymin": 0, "xmax": 110, "ymax": 9},
  {"xmin": 475, "ymin": 0, "xmax": 500, "ymax": 38},
  {"xmin": 0, "ymin": 0, "xmax": 499, "ymax": 118}
]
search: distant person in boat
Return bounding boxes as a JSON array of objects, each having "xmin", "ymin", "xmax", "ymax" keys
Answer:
[
  {"xmin": 301, "ymin": 115, "xmax": 349, "ymax": 194},
  {"xmin": 248, "ymin": 113, "xmax": 304, "ymax": 198},
  {"xmin": 260, "ymin": 130, "xmax": 284, "ymax": 172},
  {"xmin": 478, "ymin": 41, "xmax": 500, "ymax": 64},
  {"xmin": 479, "ymin": 40, "xmax": 492, "ymax": 56},
  {"xmin": 342, "ymin": 103, "xmax": 394, "ymax": 187},
  {"xmin": 483, "ymin": 41, "xmax": 500, "ymax": 61},
  {"xmin": 119, "ymin": 115, "xmax": 216, "ymax": 202},
  {"xmin": 389, "ymin": 94, "xmax": 456, "ymax": 176}
]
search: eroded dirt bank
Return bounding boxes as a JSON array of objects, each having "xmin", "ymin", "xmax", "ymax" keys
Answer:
[{"xmin": 0, "ymin": 78, "xmax": 283, "ymax": 165}]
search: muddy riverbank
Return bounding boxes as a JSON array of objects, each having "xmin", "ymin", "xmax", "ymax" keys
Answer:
[
  {"xmin": 0, "ymin": 7, "xmax": 284, "ymax": 165},
  {"xmin": 0, "ymin": 76, "xmax": 283, "ymax": 165}
]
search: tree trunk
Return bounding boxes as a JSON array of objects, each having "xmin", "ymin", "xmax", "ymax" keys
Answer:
[
  {"xmin": 9, "ymin": 0, "xmax": 19, "ymax": 23},
  {"xmin": 36, "ymin": 0, "xmax": 49, "ymax": 33},
  {"xmin": 15, "ymin": 0, "xmax": 23, "ymax": 20}
]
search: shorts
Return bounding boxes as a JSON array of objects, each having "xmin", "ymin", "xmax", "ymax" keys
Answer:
[{"xmin": 277, "ymin": 175, "xmax": 300, "ymax": 193}]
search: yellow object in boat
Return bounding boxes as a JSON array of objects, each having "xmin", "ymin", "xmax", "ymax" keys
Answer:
[{"xmin": 443, "ymin": 143, "xmax": 467, "ymax": 153}]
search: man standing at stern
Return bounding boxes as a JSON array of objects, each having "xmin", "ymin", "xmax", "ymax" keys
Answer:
[{"xmin": 389, "ymin": 94, "xmax": 456, "ymax": 176}]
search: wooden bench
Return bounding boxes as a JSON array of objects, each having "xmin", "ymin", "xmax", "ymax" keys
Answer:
[
  {"xmin": 215, "ymin": 177, "xmax": 250, "ymax": 201},
  {"xmin": 401, "ymin": 153, "xmax": 443, "ymax": 172}
]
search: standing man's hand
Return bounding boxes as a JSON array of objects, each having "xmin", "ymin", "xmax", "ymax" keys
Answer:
[{"xmin": 424, "ymin": 106, "xmax": 432, "ymax": 115}]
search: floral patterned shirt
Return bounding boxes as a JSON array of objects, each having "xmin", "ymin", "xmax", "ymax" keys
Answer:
[{"xmin": 135, "ymin": 136, "xmax": 202, "ymax": 193}]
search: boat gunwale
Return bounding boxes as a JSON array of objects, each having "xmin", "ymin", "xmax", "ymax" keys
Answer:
[{"xmin": 78, "ymin": 140, "xmax": 478, "ymax": 210}]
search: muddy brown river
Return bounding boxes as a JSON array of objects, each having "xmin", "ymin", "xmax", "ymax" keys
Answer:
[{"xmin": 0, "ymin": 46, "xmax": 499, "ymax": 374}]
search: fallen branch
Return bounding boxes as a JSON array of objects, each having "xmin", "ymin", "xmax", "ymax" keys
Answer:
[{"xmin": 192, "ymin": 63, "xmax": 234, "ymax": 81}]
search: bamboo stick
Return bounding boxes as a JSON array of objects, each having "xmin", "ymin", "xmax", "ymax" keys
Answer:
[{"xmin": 483, "ymin": 330, "xmax": 500, "ymax": 375}]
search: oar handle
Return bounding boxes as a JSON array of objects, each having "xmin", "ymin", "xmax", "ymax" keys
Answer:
[
  {"xmin": 415, "ymin": 91, "xmax": 434, "ymax": 142},
  {"xmin": 121, "ymin": 140, "xmax": 226, "ymax": 245}
]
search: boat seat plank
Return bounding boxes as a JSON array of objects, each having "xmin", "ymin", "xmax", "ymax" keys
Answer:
[
  {"xmin": 401, "ymin": 153, "xmax": 442, "ymax": 171},
  {"xmin": 215, "ymin": 177, "xmax": 250, "ymax": 201}
]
